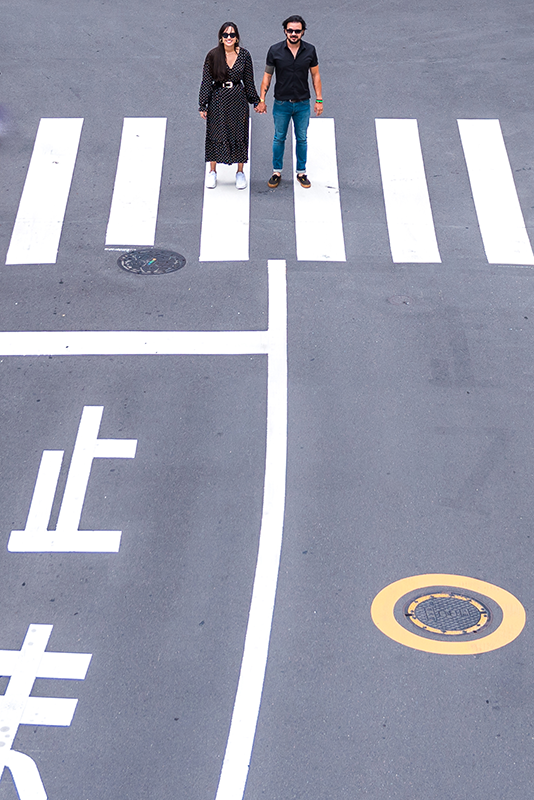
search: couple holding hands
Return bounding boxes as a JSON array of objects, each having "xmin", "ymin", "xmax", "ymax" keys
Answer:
[{"xmin": 199, "ymin": 15, "xmax": 323, "ymax": 190}]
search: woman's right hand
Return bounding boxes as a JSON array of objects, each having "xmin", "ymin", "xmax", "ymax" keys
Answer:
[{"xmin": 199, "ymin": 110, "xmax": 207, "ymax": 120}]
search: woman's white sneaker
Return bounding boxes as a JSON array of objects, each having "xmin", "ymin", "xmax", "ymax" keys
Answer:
[
  {"xmin": 206, "ymin": 170, "xmax": 217, "ymax": 189},
  {"xmin": 236, "ymin": 171, "xmax": 247, "ymax": 190}
]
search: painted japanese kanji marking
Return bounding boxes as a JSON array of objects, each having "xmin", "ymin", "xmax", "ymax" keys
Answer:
[
  {"xmin": 9, "ymin": 406, "xmax": 137, "ymax": 552},
  {"xmin": 0, "ymin": 624, "xmax": 91, "ymax": 799}
]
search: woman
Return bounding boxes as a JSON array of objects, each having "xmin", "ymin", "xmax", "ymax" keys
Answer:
[{"xmin": 199, "ymin": 22, "xmax": 261, "ymax": 189}]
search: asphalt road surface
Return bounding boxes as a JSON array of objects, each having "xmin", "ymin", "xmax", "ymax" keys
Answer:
[{"xmin": 1, "ymin": 1, "xmax": 534, "ymax": 799}]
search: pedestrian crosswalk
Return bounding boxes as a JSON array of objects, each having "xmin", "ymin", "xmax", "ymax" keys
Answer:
[
  {"xmin": 3, "ymin": 115, "xmax": 534, "ymax": 266},
  {"xmin": 198, "ymin": 118, "xmax": 346, "ymax": 262}
]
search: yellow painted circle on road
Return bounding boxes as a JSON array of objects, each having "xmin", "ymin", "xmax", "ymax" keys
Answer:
[{"xmin": 371, "ymin": 574, "xmax": 525, "ymax": 655}]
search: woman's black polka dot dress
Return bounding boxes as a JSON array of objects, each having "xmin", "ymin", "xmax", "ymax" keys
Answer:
[{"xmin": 199, "ymin": 48, "xmax": 260, "ymax": 165}]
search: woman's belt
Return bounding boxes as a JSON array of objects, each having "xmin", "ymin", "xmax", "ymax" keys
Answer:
[{"xmin": 213, "ymin": 80, "xmax": 243, "ymax": 89}]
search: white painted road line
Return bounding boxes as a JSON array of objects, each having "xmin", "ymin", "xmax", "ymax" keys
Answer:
[
  {"xmin": 214, "ymin": 260, "xmax": 287, "ymax": 800},
  {"xmin": 0, "ymin": 626, "xmax": 54, "ymax": 763},
  {"xmin": 199, "ymin": 121, "xmax": 251, "ymax": 261},
  {"xmin": 375, "ymin": 118, "xmax": 441, "ymax": 264},
  {"xmin": 6, "ymin": 118, "xmax": 84, "ymax": 265},
  {"xmin": 55, "ymin": 406, "xmax": 136, "ymax": 539},
  {"xmin": 21, "ymin": 450, "xmax": 64, "ymax": 535},
  {"xmin": 0, "ymin": 330, "xmax": 270, "ymax": 356},
  {"xmin": 3, "ymin": 751, "xmax": 47, "ymax": 800},
  {"xmin": 292, "ymin": 118, "xmax": 346, "ymax": 261},
  {"xmin": 458, "ymin": 119, "xmax": 534, "ymax": 265},
  {"xmin": 9, "ymin": 406, "xmax": 137, "ymax": 553},
  {"xmin": 0, "ymin": 625, "xmax": 52, "ymax": 800},
  {"xmin": 105, "ymin": 117, "xmax": 167, "ymax": 247},
  {"xmin": 0, "ymin": 651, "xmax": 91, "ymax": 681},
  {"xmin": 36, "ymin": 652, "xmax": 92, "ymax": 680},
  {"xmin": 21, "ymin": 697, "xmax": 78, "ymax": 727},
  {"xmin": 0, "ymin": 625, "xmax": 92, "ymax": 800}
]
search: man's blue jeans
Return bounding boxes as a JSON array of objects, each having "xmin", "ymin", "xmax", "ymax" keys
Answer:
[{"xmin": 272, "ymin": 99, "xmax": 311, "ymax": 173}]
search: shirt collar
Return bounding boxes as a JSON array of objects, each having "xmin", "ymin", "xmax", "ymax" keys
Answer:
[{"xmin": 283, "ymin": 38, "xmax": 306, "ymax": 53}]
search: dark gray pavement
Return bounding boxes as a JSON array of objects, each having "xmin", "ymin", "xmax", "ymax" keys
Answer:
[{"xmin": 2, "ymin": 1, "xmax": 534, "ymax": 799}]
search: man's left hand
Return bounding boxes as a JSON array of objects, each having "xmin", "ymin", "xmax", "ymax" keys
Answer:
[{"xmin": 314, "ymin": 102, "xmax": 323, "ymax": 116}]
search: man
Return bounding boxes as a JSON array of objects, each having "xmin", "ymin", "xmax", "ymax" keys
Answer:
[{"xmin": 255, "ymin": 15, "xmax": 323, "ymax": 189}]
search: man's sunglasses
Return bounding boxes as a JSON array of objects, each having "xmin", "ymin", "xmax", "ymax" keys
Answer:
[
  {"xmin": 286, "ymin": 28, "xmax": 303, "ymax": 34},
  {"xmin": 222, "ymin": 32, "xmax": 237, "ymax": 38}
]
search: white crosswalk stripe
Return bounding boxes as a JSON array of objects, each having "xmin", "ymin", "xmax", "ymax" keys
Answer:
[
  {"xmin": 3, "ymin": 115, "xmax": 534, "ymax": 266},
  {"xmin": 105, "ymin": 117, "xmax": 167, "ymax": 248},
  {"xmin": 375, "ymin": 118, "xmax": 441, "ymax": 264},
  {"xmin": 292, "ymin": 118, "xmax": 346, "ymax": 261},
  {"xmin": 199, "ymin": 121, "xmax": 251, "ymax": 262},
  {"xmin": 6, "ymin": 118, "xmax": 84, "ymax": 265},
  {"xmin": 458, "ymin": 119, "xmax": 534, "ymax": 265}
]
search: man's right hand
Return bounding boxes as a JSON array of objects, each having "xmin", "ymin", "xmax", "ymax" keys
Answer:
[{"xmin": 255, "ymin": 101, "xmax": 267, "ymax": 114}]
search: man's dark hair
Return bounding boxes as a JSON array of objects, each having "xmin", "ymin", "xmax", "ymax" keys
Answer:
[{"xmin": 283, "ymin": 15, "xmax": 306, "ymax": 31}]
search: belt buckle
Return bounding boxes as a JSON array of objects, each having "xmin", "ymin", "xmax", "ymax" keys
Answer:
[{"xmin": 223, "ymin": 81, "xmax": 233, "ymax": 89}]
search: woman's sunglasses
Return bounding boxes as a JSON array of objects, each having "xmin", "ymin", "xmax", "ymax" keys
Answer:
[{"xmin": 222, "ymin": 32, "xmax": 237, "ymax": 38}]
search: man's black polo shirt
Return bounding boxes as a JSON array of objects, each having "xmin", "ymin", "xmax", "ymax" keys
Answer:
[{"xmin": 265, "ymin": 39, "xmax": 319, "ymax": 101}]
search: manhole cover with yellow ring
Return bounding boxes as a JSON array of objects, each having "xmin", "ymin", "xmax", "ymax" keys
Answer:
[
  {"xmin": 405, "ymin": 592, "xmax": 490, "ymax": 635},
  {"xmin": 371, "ymin": 573, "xmax": 526, "ymax": 655}
]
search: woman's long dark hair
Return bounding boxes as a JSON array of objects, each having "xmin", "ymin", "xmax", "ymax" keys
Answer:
[{"xmin": 206, "ymin": 21, "xmax": 240, "ymax": 82}]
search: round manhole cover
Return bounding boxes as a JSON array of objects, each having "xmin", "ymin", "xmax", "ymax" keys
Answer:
[
  {"xmin": 405, "ymin": 592, "xmax": 490, "ymax": 635},
  {"xmin": 117, "ymin": 248, "xmax": 186, "ymax": 275},
  {"xmin": 371, "ymin": 574, "xmax": 525, "ymax": 654}
]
